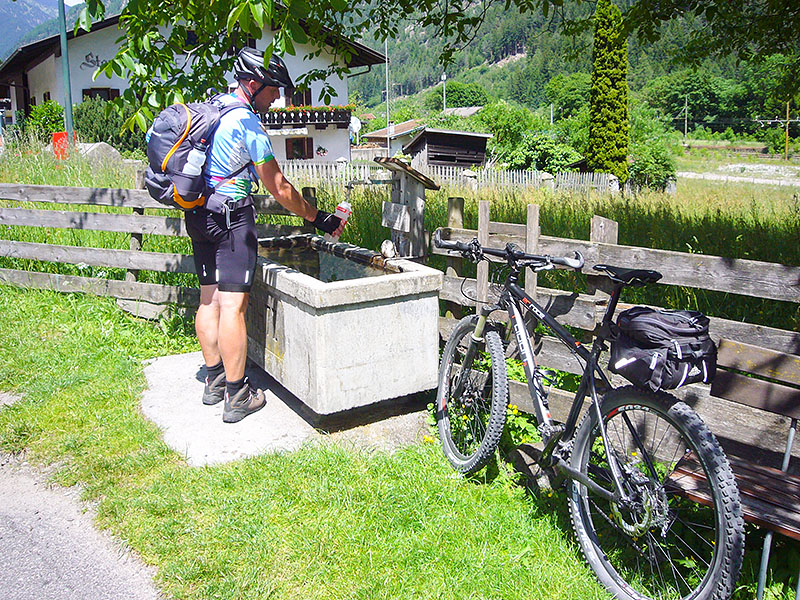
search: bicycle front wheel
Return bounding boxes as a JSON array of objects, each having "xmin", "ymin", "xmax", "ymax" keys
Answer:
[
  {"xmin": 568, "ymin": 386, "xmax": 744, "ymax": 600},
  {"xmin": 436, "ymin": 315, "xmax": 509, "ymax": 474}
]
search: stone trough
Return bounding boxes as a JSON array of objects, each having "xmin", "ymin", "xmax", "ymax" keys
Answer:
[{"xmin": 245, "ymin": 234, "xmax": 442, "ymax": 416}]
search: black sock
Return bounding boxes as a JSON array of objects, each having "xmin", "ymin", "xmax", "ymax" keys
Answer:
[
  {"xmin": 206, "ymin": 361, "xmax": 224, "ymax": 380},
  {"xmin": 226, "ymin": 377, "xmax": 246, "ymax": 398}
]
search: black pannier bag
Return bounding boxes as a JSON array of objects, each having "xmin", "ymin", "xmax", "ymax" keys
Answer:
[{"xmin": 609, "ymin": 306, "xmax": 717, "ymax": 391}]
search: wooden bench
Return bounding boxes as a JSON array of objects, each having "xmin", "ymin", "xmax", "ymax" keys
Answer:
[{"xmin": 671, "ymin": 339, "xmax": 800, "ymax": 599}]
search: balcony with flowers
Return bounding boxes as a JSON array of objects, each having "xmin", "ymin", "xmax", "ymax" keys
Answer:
[{"xmin": 262, "ymin": 104, "xmax": 354, "ymax": 130}]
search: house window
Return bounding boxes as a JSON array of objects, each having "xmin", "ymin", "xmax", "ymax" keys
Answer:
[
  {"xmin": 285, "ymin": 137, "xmax": 314, "ymax": 160},
  {"xmin": 29, "ymin": 96, "xmax": 36, "ymax": 107},
  {"xmin": 246, "ymin": 37, "xmax": 257, "ymax": 49},
  {"xmin": 82, "ymin": 88, "xmax": 120, "ymax": 101},
  {"xmin": 290, "ymin": 88, "xmax": 312, "ymax": 107},
  {"xmin": 43, "ymin": 91, "xmax": 51, "ymax": 102}
]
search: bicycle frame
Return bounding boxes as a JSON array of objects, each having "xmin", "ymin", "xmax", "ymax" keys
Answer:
[{"xmin": 470, "ymin": 270, "xmax": 632, "ymax": 504}]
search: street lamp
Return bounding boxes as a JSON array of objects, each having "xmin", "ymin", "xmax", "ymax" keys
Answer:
[
  {"xmin": 441, "ymin": 72, "xmax": 447, "ymax": 113},
  {"xmin": 58, "ymin": 0, "xmax": 74, "ymax": 145}
]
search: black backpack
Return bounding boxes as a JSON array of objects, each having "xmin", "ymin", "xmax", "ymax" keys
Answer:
[
  {"xmin": 144, "ymin": 95, "xmax": 249, "ymax": 211},
  {"xmin": 609, "ymin": 306, "xmax": 717, "ymax": 392}
]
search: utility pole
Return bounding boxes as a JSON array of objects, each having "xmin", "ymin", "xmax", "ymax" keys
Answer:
[
  {"xmin": 441, "ymin": 72, "xmax": 447, "ymax": 112},
  {"xmin": 684, "ymin": 95, "xmax": 688, "ymax": 140},
  {"xmin": 58, "ymin": 0, "xmax": 74, "ymax": 145},
  {"xmin": 786, "ymin": 101, "xmax": 790, "ymax": 161},
  {"xmin": 384, "ymin": 39, "xmax": 390, "ymax": 157}
]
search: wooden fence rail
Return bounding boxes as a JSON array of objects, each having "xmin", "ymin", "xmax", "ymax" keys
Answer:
[
  {"xmin": 434, "ymin": 197, "xmax": 800, "ymax": 466},
  {"xmin": 0, "ymin": 183, "xmax": 315, "ymax": 319}
]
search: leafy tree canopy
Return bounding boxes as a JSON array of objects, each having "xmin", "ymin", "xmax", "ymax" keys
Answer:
[
  {"xmin": 80, "ymin": 0, "xmax": 800, "ymax": 131},
  {"xmin": 614, "ymin": 0, "xmax": 799, "ymax": 100}
]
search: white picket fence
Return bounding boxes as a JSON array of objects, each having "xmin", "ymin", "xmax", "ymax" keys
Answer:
[
  {"xmin": 278, "ymin": 161, "xmax": 390, "ymax": 188},
  {"xmin": 278, "ymin": 160, "xmax": 619, "ymax": 194},
  {"xmin": 554, "ymin": 171, "xmax": 620, "ymax": 194}
]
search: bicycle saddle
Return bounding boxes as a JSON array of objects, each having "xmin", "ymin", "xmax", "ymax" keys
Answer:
[{"xmin": 593, "ymin": 264, "xmax": 663, "ymax": 285}]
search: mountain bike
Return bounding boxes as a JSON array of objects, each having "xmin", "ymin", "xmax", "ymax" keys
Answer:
[{"xmin": 433, "ymin": 230, "xmax": 744, "ymax": 600}]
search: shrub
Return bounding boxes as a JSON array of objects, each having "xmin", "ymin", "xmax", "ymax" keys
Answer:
[
  {"xmin": 629, "ymin": 140, "xmax": 676, "ymax": 191},
  {"xmin": 73, "ymin": 96, "xmax": 147, "ymax": 154},
  {"xmin": 504, "ymin": 133, "xmax": 581, "ymax": 172},
  {"xmin": 425, "ymin": 81, "xmax": 490, "ymax": 110},
  {"xmin": 26, "ymin": 101, "xmax": 65, "ymax": 142},
  {"xmin": 545, "ymin": 72, "xmax": 591, "ymax": 119},
  {"xmin": 763, "ymin": 127, "xmax": 789, "ymax": 155}
]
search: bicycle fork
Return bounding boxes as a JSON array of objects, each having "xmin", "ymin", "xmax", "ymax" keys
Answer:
[{"xmin": 452, "ymin": 306, "xmax": 493, "ymax": 401}]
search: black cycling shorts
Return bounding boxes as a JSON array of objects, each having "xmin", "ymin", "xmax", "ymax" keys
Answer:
[{"xmin": 185, "ymin": 205, "xmax": 258, "ymax": 293}]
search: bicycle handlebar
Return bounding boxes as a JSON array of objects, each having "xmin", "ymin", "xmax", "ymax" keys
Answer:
[{"xmin": 433, "ymin": 229, "xmax": 584, "ymax": 271}]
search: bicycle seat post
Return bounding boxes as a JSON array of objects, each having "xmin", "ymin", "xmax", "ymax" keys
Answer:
[{"xmin": 599, "ymin": 283, "xmax": 625, "ymax": 328}]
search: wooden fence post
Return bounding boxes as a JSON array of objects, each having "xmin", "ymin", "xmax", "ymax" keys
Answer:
[
  {"xmin": 477, "ymin": 200, "xmax": 490, "ymax": 304},
  {"xmin": 588, "ymin": 215, "xmax": 618, "ymax": 300},
  {"xmin": 127, "ymin": 171, "xmax": 146, "ymax": 283},
  {"xmin": 445, "ymin": 197, "xmax": 465, "ymax": 319},
  {"xmin": 524, "ymin": 203, "xmax": 540, "ymax": 299}
]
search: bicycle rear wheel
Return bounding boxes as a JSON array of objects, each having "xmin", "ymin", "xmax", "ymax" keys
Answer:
[
  {"xmin": 568, "ymin": 386, "xmax": 744, "ymax": 600},
  {"xmin": 436, "ymin": 315, "xmax": 508, "ymax": 474}
]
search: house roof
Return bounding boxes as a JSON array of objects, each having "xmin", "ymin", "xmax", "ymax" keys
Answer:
[
  {"xmin": 0, "ymin": 12, "xmax": 385, "ymax": 81},
  {"xmin": 0, "ymin": 13, "xmax": 123, "ymax": 79},
  {"xmin": 402, "ymin": 128, "xmax": 492, "ymax": 154},
  {"xmin": 363, "ymin": 119, "xmax": 425, "ymax": 141}
]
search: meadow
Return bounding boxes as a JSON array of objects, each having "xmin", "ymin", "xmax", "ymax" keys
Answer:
[
  {"xmin": 1, "ymin": 142, "xmax": 799, "ymax": 599},
  {"xmin": 1, "ymin": 141, "xmax": 798, "ymax": 331}
]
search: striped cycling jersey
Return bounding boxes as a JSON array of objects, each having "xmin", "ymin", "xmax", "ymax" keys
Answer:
[{"xmin": 204, "ymin": 94, "xmax": 275, "ymax": 202}]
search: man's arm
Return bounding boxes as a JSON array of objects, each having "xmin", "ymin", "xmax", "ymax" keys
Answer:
[
  {"xmin": 255, "ymin": 159, "xmax": 316, "ymax": 220},
  {"xmin": 254, "ymin": 160, "xmax": 345, "ymax": 237}
]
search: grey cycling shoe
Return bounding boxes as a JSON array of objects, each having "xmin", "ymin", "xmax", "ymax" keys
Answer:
[
  {"xmin": 202, "ymin": 372, "xmax": 226, "ymax": 406},
  {"xmin": 222, "ymin": 379, "xmax": 266, "ymax": 423}
]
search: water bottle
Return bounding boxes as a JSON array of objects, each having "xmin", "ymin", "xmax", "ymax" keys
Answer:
[
  {"xmin": 325, "ymin": 200, "xmax": 352, "ymax": 242},
  {"xmin": 183, "ymin": 145, "xmax": 206, "ymax": 176}
]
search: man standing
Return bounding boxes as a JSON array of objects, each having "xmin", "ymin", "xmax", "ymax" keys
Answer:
[{"xmin": 187, "ymin": 48, "xmax": 344, "ymax": 423}]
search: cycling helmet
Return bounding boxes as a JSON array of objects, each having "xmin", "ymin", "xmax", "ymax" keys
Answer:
[{"xmin": 234, "ymin": 48, "xmax": 294, "ymax": 90}]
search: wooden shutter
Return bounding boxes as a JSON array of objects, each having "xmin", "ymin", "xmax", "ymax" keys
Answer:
[{"xmin": 305, "ymin": 137, "xmax": 313, "ymax": 159}]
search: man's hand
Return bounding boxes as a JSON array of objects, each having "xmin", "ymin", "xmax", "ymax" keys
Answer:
[{"xmin": 311, "ymin": 210, "xmax": 344, "ymax": 236}]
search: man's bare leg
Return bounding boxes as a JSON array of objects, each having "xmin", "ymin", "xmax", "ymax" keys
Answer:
[
  {"xmin": 195, "ymin": 284, "xmax": 227, "ymax": 405},
  {"xmin": 217, "ymin": 290, "xmax": 249, "ymax": 382}
]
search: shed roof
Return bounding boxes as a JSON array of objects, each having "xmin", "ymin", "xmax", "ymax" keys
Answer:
[{"xmin": 402, "ymin": 128, "xmax": 492, "ymax": 154}]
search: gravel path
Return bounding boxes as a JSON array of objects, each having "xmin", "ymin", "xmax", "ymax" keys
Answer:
[
  {"xmin": 0, "ymin": 393, "xmax": 167, "ymax": 600},
  {"xmin": 678, "ymin": 171, "xmax": 800, "ymax": 187}
]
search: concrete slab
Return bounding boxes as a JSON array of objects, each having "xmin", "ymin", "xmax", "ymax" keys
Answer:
[{"xmin": 141, "ymin": 352, "xmax": 429, "ymax": 466}]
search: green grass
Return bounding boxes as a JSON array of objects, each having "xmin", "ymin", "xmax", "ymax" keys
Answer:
[{"xmin": 0, "ymin": 285, "xmax": 608, "ymax": 600}]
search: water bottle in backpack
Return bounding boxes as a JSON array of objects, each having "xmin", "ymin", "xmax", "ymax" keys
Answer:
[{"xmin": 183, "ymin": 145, "xmax": 207, "ymax": 176}]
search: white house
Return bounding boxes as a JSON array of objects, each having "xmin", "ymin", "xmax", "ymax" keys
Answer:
[{"xmin": 0, "ymin": 14, "xmax": 385, "ymax": 161}]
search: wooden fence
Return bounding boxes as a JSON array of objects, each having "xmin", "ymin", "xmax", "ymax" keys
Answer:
[
  {"xmin": 435, "ymin": 197, "xmax": 800, "ymax": 466},
  {"xmin": 0, "ymin": 183, "xmax": 315, "ymax": 319},
  {"xmin": 2, "ymin": 183, "xmax": 798, "ymax": 463}
]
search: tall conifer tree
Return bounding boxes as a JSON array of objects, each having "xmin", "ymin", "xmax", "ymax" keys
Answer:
[{"xmin": 587, "ymin": 0, "xmax": 629, "ymax": 182}]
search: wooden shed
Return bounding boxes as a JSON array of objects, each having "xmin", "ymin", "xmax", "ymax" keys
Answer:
[{"xmin": 402, "ymin": 128, "xmax": 492, "ymax": 168}]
